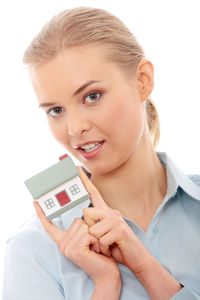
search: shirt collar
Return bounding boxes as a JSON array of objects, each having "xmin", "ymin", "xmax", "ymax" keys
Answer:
[{"xmin": 157, "ymin": 151, "xmax": 200, "ymax": 201}]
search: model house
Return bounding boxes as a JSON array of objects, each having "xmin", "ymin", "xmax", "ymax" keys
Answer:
[{"xmin": 24, "ymin": 154, "xmax": 90, "ymax": 220}]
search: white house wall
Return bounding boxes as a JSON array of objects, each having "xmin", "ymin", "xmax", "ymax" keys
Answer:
[{"xmin": 37, "ymin": 176, "xmax": 88, "ymax": 217}]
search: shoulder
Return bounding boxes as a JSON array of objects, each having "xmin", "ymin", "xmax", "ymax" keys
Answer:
[
  {"xmin": 7, "ymin": 214, "xmax": 55, "ymax": 249},
  {"xmin": 177, "ymin": 174, "xmax": 200, "ymax": 227},
  {"xmin": 3, "ymin": 216, "xmax": 67, "ymax": 299},
  {"xmin": 5, "ymin": 214, "xmax": 60, "ymax": 274}
]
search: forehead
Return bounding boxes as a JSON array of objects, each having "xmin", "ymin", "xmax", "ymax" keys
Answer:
[{"xmin": 30, "ymin": 44, "xmax": 124, "ymax": 87}]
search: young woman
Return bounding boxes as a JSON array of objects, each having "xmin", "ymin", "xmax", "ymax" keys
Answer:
[{"xmin": 3, "ymin": 6, "xmax": 200, "ymax": 300}]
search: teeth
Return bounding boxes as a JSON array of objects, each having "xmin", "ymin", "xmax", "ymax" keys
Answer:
[
  {"xmin": 81, "ymin": 142, "xmax": 100, "ymax": 149},
  {"xmin": 81, "ymin": 142, "xmax": 102, "ymax": 152}
]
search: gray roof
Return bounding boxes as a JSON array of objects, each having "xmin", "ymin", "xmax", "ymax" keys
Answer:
[{"xmin": 24, "ymin": 156, "xmax": 79, "ymax": 199}]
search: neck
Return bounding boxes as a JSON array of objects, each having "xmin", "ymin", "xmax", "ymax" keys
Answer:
[{"xmin": 90, "ymin": 134, "xmax": 167, "ymax": 225}]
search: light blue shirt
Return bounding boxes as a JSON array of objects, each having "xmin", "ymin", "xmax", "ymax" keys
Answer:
[{"xmin": 3, "ymin": 152, "xmax": 200, "ymax": 299}]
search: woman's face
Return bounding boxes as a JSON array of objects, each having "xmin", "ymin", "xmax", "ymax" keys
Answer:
[{"xmin": 30, "ymin": 44, "xmax": 148, "ymax": 175}]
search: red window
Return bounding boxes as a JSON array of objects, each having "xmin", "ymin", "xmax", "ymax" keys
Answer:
[{"xmin": 55, "ymin": 190, "xmax": 71, "ymax": 206}]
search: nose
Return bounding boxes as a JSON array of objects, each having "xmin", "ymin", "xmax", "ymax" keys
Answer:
[{"xmin": 67, "ymin": 108, "xmax": 91, "ymax": 137}]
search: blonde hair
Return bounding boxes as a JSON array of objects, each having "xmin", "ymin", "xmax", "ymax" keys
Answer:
[{"xmin": 23, "ymin": 6, "xmax": 160, "ymax": 148}]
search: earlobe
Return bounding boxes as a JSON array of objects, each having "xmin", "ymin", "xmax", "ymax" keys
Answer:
[{"xmin": 137, "ymin": 58, "xmax": 154, "ymax": 102}]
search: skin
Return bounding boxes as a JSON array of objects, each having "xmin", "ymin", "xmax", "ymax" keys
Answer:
[{"xmin": 30, "ymin": 44, "xmax": 182, "ymax": 299}]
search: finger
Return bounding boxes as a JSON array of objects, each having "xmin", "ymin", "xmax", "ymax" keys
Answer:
[
  {"xmin": 77, "ymin": 166, "xmax": 108, "ymax": 209},
  {"xmin": 99, "ymin": 242, "xmax": 111, "ymax": 257},
  {"xmin": 71, "ymin": 232, "xmax": 100, "ymax": 259},
  {"xmin": 90, "ymin": 241, "xmax": 100, "ymax": 253},
  {"xmin": 58, "ymin": 217, "xmax": 89, "ymax": 255},
  {"xmin": 88, "ymin": 217, "xmax": 112, "ymax": 238},
  {"xmin": 85, "ymin": 234, "xmax": 101, "ymax": 255},
  {"xmin": 98, "ymin": 234, "xmax": 112, "ymax": 257},
  {"xmin": 99, "ymin": 231, "xmax": 118, "ymax": 257},
  {"xmin": 33, "ymin": 201, "xmax": 65, "ymax": 243},
  {"xmin": 83, "ymin": 212, "xmax": 96, "ymax": 227},
  {"xmin": 83, "ymin": 207, "xmax": 111, "ymax": 227}
]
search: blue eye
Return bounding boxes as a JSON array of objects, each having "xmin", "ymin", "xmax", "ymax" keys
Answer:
[
  {"xmin": 84, "ymin": 92, "xmax": 101, "ymax": 103},
  {"xmin": 47, "ymin": 107, "xmax": 64, "ymax": 118}
]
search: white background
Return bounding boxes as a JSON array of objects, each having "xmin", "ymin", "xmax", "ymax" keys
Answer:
[{"xmin": 0, "ymin": 0, "xmax": 200, "ymax": 293}]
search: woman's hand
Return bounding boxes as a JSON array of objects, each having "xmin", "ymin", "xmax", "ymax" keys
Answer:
[
  {"xmin": 77, "ymin": 166, "xmax": 153, "ymax": 275},
  {"xmin": 33, "ymin": 201, "xmax": 121, "ymax": 290},
  {"xmin": 78, "ymin": 167, "xmax": 183, "ymax": 300}
]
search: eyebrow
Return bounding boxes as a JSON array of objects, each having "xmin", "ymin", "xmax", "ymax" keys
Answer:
[
  {"xmin": 39, "ymin": 80, "xmax": 102, "ymax": 108},
  {"xmin": 72, "ymin": 80, "xmax": 102, "ymax": 97},
  {"xmin": 39, "ymin": 102, "xmax": 57, "ymax": 108}
]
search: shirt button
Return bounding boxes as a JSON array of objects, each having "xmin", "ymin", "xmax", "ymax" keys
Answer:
[{"xmin": 153, "ymin": 225, "xmax": 158, "ymax": 233}]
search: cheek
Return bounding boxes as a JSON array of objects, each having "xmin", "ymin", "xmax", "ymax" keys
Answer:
[
  {"xmin": 48, "ymin": 120, "xmax": 69, "ymax": 145},
  {"xmin": 102, "ymin": 97, "xmax": 144, "ymax": 144}
]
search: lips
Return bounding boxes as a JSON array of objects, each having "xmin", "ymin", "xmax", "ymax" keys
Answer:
[
  {"xmin": 75, "ymin": 140, "xmax": 105, "ymax": 149},
  {"xmin": 77, "ymin": 141, "xmax": 105, "ymax": 159}
]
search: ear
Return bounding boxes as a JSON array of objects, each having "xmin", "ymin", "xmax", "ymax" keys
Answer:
[{"xmin": 136, "ymin": 58, "xmax": 154, "ymax": 102}]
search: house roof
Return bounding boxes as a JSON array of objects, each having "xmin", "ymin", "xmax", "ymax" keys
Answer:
[{"xmin": 24, "ymin": 156, "xmax": 79, "ymax": 199}]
